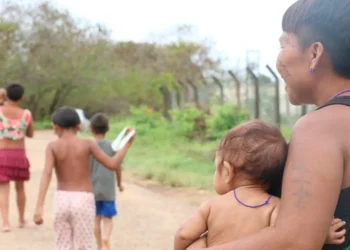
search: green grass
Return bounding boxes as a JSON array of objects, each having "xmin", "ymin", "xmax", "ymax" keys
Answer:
[
  {"xmin": 125, "ymin": 137, "xmax": 217, "ymax": 189},
  {"xmin": 95, "ymin": 117, "xmax": 218, "ymax": 189},
  {"xmin": 92, "ymin": 117, "xmax": 292, "ymax": 190},
  {"xmin": 34, "ymin": 120, "xmax": 52, "ymax": 130},
  {"xmin": 35, "ymin": 115, "xmax": 293, "ymax": 190}
]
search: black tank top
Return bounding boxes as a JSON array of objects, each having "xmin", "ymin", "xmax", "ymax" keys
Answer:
[
  {"xmin": 267, "ymin": 96, "xmax": 350, "ymax": 250},
  {"xmin": 318, "ymin": 96, "xmax": 350, "ymax": 250}
]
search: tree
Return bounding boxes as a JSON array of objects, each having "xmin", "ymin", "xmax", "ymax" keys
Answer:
[{"xmin": 0, "ymin": 1, "xmax": 221, "ymax": 118}]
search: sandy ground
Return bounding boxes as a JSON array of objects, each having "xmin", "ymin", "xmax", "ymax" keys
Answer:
[{"xmin": 0, "ymin": 131, "xmax": 212, "ymax": 250}]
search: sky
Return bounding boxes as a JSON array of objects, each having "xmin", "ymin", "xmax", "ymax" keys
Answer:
[{"xmin": 46, "ymin": 0, "xmax": 297, "ymax": 75}]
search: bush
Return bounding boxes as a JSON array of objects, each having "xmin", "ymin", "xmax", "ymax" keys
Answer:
[
  {"xmin": 170, "ymin": 107, "xmax": 208, "ymax": 139},
  {"xmin": 129, "ymin": 105, "xmax": 166, "ymax": 135},
  {"xmin": 208, "ymin": 104, "xmax": 249, "ymax": 140},
  {"xmin": 128, "ymin": 105, "xmax": 249, "ymax": 142}
]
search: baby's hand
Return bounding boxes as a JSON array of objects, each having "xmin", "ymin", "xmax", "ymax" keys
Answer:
[
  {"xmin": 326, "ymin": 218, "xmax": 346, "ymax": 245},
  {"xmin": 186, "ymin": 235, "xmax": 207, "ymax": 250},
  {"xmin": 33, "ymin": 208, "xmax": 44, "ymax": 225}
]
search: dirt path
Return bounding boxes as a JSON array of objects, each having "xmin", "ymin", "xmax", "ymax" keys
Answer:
[{"xmin": 0, "ymin": 131, "xmax": 209, "ymax": 250}]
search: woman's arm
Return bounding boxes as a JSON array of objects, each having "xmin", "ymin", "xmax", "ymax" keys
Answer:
[
  {"xmin": 26, "ymin": 122, "xmax": 34, "ymax": 138},
  {"xmin": 25, "ymin": 110, "xmax": 34, "ymax": 138},
  {"xmin": 200, "ymin": 113, "xmax": 343, "ymax": 250}
]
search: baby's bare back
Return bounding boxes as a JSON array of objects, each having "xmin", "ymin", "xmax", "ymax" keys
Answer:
[
  {"xmin": 207, "ymin": 190, "xmax": 279, "ymax": 247},
  {"xmin": 51, "ymin": 137, "xmax": 92, "ymax": 192}
]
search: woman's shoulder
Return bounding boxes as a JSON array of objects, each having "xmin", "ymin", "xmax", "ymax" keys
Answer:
[
  {"xmin": 292, "ymin": 109, "xmax": 340, "ymax": 141},
  {"xmin": 0, "ymin": 106, "xmax": 30, "ymax": 119},
  {"xmin": 22, "ymin": 109, "xmax": 32, "ymax": 124},
  {"xmin": 22, "ymin": 108, "xmax": 32, "ymax": 115},
  {"xmin": 5, "ymin": 106, "xmax": 32, "ymax": 116}
]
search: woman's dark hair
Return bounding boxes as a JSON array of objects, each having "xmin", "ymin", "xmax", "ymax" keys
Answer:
[
  {"xmin": 282, "ymin": 0, "xmax": 350, "ymax": 78},
  {"xmin": 6, "ymin": 83, "xmax": 24, "ymax": 101}
]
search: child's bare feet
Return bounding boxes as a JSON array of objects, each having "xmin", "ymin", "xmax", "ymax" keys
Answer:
[
  {"xmin": 2, "ymin": 224, "xmax": 10, "ymax": 232},
  {"xmin": 103, "ymin": 239, "xmax": 110, "ymax": 250},
  {"xmin": 18, "ymin": 219, "xmax": 26, "ymax": 228}
]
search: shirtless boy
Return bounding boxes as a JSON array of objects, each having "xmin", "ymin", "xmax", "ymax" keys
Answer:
[{"xmin": 33, "ymin": 107, "xmax": 134, "ymax": 250}]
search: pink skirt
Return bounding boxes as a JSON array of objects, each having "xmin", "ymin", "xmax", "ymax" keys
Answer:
[{"xmin": 0, "ymin": 148, "xmax": 30, "ymax": 182}]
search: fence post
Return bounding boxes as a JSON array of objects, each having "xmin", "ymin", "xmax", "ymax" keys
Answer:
[
  {"xmin": 211, "ymin": 76, "xmax": 224, "ymax": 105},
  {"xmin": 246, "ymin": 67, "xmax": 260, "ymax": 119},
  {"xmin": 159, "ymin": 85, "xmax": 172, "ymax": 121},
  {"xmin": 266, "ymin": 65, "xmax": 281, "ymax": 129},
  {"xmin": 301, "ymin": 105, "xmax": 307, "ymax": 116},
  {"xmin": 178, "ymin": 80, "xmax": 190, "ymax": 103},
  {"xmin": 228, "ymin": 70, "xmax": 241, "ymax": 109},
  {"xmin": 200, "ymin": 76, "xmax": 209, "ymax": 86},
  {"xmin": 173, "ymin": 84, "xmax": 182, "ymax": 108},
  {"xmin": 187, "ymin": 78, "xmax": 200, "ymax": 108}
]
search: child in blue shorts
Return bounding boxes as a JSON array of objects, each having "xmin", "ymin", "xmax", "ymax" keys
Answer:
[{"xmin": 89, "ymin": 113, "xmax": 131, "ymax": 250}]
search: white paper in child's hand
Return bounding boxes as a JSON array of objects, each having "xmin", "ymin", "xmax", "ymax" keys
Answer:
[
  {"xmin": 111, "ymin": 127, "xmax": 127, "ymax": 151},
  {"xmin": 111, "ymin": 127, "xmax": 135, "ymax": 151},
  {"xmin": 117, "ymin": 130, "xmax": 135, "ymax": 150}
]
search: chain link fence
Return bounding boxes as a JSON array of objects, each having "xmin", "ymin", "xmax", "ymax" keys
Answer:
[{"xmin": 161, "ymin": 65, "xmax": 314, "ymax": 130}]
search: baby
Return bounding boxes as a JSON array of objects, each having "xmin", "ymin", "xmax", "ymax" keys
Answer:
[
  {"xmin": 33, "ymin": 107, "xmax": 134, "ymax": 250},
  {"xmin": 174, "ymin": 120, "xmax": 346, "ymax": 250}
]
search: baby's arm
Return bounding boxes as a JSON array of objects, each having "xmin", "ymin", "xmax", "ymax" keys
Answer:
[
  {"xmin": 174, "ymin": 200, "xmax": 211, "ymax": 250},
  {"xmin": 34, "ymin": 142, "xmax": 55, "ymax": 224},
  {"xmin": 325, "ymin": 218, "xmax": 346, "ymax": 245},
  {"xmin": 89, "ymin": 137, "xmax": 133, "ymax": 170}
]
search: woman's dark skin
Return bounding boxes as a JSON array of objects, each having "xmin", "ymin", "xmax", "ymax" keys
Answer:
[{"xmin": 187, "ymin": 0, "xmax": 350, "ymax": 249}]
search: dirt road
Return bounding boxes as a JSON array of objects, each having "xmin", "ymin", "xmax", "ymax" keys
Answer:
[{"xmin": 0, "ymin": 131, "xmax": 208, "ymax": 250}]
